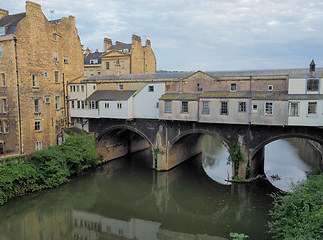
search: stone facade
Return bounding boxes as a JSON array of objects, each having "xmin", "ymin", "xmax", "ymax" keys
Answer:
[
  {"xmin": 84, "ymin": 35, "xmax": 156, "ymax": 77},
  {"xmin": 0, "ymin": 1, "xmax": 83, "ymax": 155}
]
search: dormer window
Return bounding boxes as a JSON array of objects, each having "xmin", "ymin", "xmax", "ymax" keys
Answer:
[
  {"xmin": 0, "ymin": 27, "xmax": 5, "ymax": 36},
  {"xmin": 230, "ymin": 83, "xmax": 237, "ymax": 91},
  {"xmin": 90, "ymin": 59, "xmax": 98, "ymax": 64},
  {"xmin": 307, "ymin": 78, "xmax": 319, "ymax": 91}
]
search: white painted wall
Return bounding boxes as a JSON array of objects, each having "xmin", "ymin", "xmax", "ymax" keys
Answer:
[
  {"xmin": 289, "ymin": 78, "xmax": 322, "ymax": 94},
  {"xmin": 133, "ymin": 83, "xmax": 165, "ymax": 119},
  {"xmin": 69, "ymin": 83, "xmax": 97, "ymax": 101},
  {"xmin": 99, "ymin": 99, "xmax": 132, "ymax": 119},
  {"xmin": 288, "ymin": 100, "xmax": 323, "ymax": 126}
]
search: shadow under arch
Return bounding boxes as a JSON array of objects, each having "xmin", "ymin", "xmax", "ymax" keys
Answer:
[
  {"xmin": 250, "ymin": 133, "xmax": 323, "ymax": 159},
  {"xmin": 96, "ymin": 124, "xmax": 153, "ymax": 147}
]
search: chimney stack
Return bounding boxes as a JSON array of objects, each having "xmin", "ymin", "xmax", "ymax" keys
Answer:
[
  {"xmin": 85, "ymin": 47, "xmax": 91, "ymax": 57},
  {"xmin": 310, "ymin": 60, "xmax": 315, "ymax": 77},
  {"xmin": 0, "ymin": 9, "xmax": 9, "ymax": 19},
  {"xmin": 104, "ymin": 38, "xmax": 112, "ymax": 52}
]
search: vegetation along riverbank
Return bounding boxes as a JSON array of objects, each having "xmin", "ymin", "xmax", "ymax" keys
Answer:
[{"xmin": 0, "ymin": 131, "xmax": 98, "ymax": 205}]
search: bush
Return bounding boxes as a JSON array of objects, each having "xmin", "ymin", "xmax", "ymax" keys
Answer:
[
  {"xmin": 269, "ymin": 171, "xmax": 323, "ymax": 239},
  {"xmin": 0, "ymin": 132, "xmax": 98, "ymax": 205}
]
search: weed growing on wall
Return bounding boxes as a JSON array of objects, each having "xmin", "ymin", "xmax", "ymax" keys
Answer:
[{"xmin": 227, "ymin": 140, "xmax": 244, "ymax": 178}]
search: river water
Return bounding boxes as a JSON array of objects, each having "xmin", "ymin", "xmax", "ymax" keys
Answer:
[{"xmin": 0, "ymin": 136, "xmax": 321, "ymax": 240}]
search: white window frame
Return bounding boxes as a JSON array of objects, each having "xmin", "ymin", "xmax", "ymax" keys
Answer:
[
  {"xmin": 220, "ymin": 101, "xmax": 228, "ymax": 115},
  {"xmin": 105, "ymin": 103, "xmax": 110, "ymax": 108},
  {"xmin": 121, "ymin": 61, "xmax": 125, "ymax": 69},
  {"xmin": 53, "ymin": 51, "xmax": 58, "ymax": 62},
  {"xmin": 35, "ymin": 119, "xmax": 41, "ymax": 131},
  {"xmin": 165, "ymin": 101, "xmax": 171, "ymax": 113},
  {"xmin": 2, "ymin": 99, "xmax": 7, "ymax": 113},
  {"xmin": 117, "ymin": 103, "xmax": 122, "ymax": 109},
  {"xmin": 55, "ymin": 96, "xmax": 60, "ymax": 110},
  {"xmin": 181, "ymin": 101, "xmax": 188, "ymax": 113},
  {"xmin": 148, "ymin": 86, "xmax": 154, "ymax": 92},
  {"xmin": 306, "ymin": 79, "xmax": 319, "ymax": 92},
  {"xmin": 238, "ymin": 102, "xmax": 246, "ymax": 112},
  {"xmin": 268, "ymin": 85, "xmax": 273, "ymax": 91},
  {"xmin": 264, "ymin": 102, "xmax": 274, "ymax": 115},
  {"xmin": 118, "ymin": 84, "xmax": 123, "ymax": 91},
  {"xmin": 32, "ymin": 74, "xmax": 38, "ymax": 87},
  {"xmin": 53, "ymin": 33, "xmax": 57, "ymax": 41},
  {"xmin": 307, "ymin": 101, "xmax": 317, "ymax": 116},
  {"xmin": 202, "ymin": 101, "xmax": 210, "ymax": 114},
  {"xmin": 289, "ymin": 102, "xmax": 299, "ymax": 117},
  {"xmin": 1, "ymin": 73, "xmax": 5, "ymax": 87},
  {"xmin": 35, "ymin": 141, "xmax": 43, "ymax": 151},
  {"xmin": 34, "ymin": 99, "xmax": 40, "ymax": 112},
  {"xmin": 3, "ymin": 120, "xmax": 8, "ymax": 133},
  {"xmin": 197, "ymin": 83, "xmax": 203, "ymax": 92},
  {"xmin": 252, "ymin": 104, "xmax": 258, "ymax": 113},
  {"xmin": 230, "ymin": 83, "xmax": 237, "ymax": 92},
  {"xmin": 0, "ymin": 27, "xmax": 5, "ymax": 36}
]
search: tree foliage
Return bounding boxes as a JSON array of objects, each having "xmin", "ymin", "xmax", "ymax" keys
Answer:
[
  {"xmin": 0, "ymin": 132, "xmax": 98, "ymax": 205},
  {"xmin": 269, "ymin": 171, "xmax": 323, "ymax": 239}
]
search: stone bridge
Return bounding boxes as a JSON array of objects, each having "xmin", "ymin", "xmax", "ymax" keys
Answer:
[{"xmin": 90, "ymin": 118, "xmax": 323, "ymax": 179}]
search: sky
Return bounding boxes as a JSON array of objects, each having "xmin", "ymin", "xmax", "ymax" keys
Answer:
[{"xmin": 2, "ymin": 0, "xmax": 323, "ymax": 71}]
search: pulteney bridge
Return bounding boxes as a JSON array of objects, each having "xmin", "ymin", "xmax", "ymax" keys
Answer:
[{"xmin": 91, "ymin": 118, "xmax": 323, "ymax": 179}]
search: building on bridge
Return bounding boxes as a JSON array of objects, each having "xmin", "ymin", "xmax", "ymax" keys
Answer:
[
  {"xmin": 0, "ymin": 1, "xmax": 84, "ymax": 155},
  {"xmin": 70, "ymin": 61, "xmax": 322, "ymax": 129},
  {"xmin": 84, "ymin": 34, "xmax": 156, "ymax": 77}
]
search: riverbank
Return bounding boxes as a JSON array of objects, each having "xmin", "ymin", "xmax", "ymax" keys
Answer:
[{"xmin": 0, "ymin": 132, "xmax": 98, "ymax": 206}]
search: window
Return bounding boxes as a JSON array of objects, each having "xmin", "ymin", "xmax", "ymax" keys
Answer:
[
  {"xmin": 106, "ymin": 62, "xmax": 110, "ymax": 69},
  {"xmin": 97, "ymin": 70, "xmax": 101, "ymax": 75},
  {"xmin": 44, "ymin": 72, "xmax": 48, "ymax": 78},
  {"xmin": 35, "ymin": 141, "xmax": 43, "ymax": 151},
  {"xmin": 53, "ymin": 33, "xmax": 57, "ymax": 41},
  {"xmin": 264, "ymin": 102, "xmax": 273, "ymax": 115},
  {"xmin": 231, "ymin": 83, "xmax": 237, "ymax": 91},
  {"xmin": 2, "ymin": 99, "xmax": 7, "ymax": 113},
  {"xmin": 55, "ymin": 96, "xmax": 60, "ymax": 110},
  {"xmin": 35, "ymin": 119, "xmax": 41, "ymax": 131},
  {"xmin": 3, "ymin": 120, "xmax": 8, "ymax": 133},
  {"xmin": 268, "ymin": 85, "xmax": 273, "ymax": 91},
  {"xmin": 307, "ymin": 102, "xmax": 317, "ymax": 115},
  {"xmin": 1, "ymin": 73, "xmax": 5, "ymax": 87},
  {"xmin": 81, "ymin": 101, "xmax": 85, "ymax": 109},
  {"xmin": 238, "ymin": 102, "xmax": 246, "ymax": 112},
  {"xmin": 81, "ymin": 86, "xmax": 84, "ymax": 92},
  {"xmin": 119, "ymin": 84, "xmax": 123, "ymax": 90},
  {"xmin": 64, "ymin": 56, "xmax": 68, "ymax": 64},
  {"xmin": 221, "ymin": 101, "xmax": 228, "ymax": 115},
  {"xmin": 117, "ymin": 103, "xmax": 122, "ymax": 109},
  {"xmin": 148, "ymin": 86, "xmax": 154, "ymax": 92},
  {"xmin": 71, "ymin": 101, "xmax": 74, "ymax": 109},
  {"xmin": 90, "ymin": 70, "xmax": 94, "ymax": 76},
  {"xmin": 45, "ymin": 98, "xmax": 49, "ymax": 104},
  {"xmin": 181, "ymin": 101, "xmax": 188, "ymax": 113},
  {"xmin": 0, "ymin": 45, "xmax": 2, "ymax": 57},
  {"xmin": 76, "ymin": 85, "xmax": 79, "ymax": 92},
  {"xmin": 307, "ymin": 79, "xmax": 319, "ymax": 91},
  {"xmin": 32, "ymin": 75, "xmax": 38, "ymax": 87},
  {"xmin": 77, "ymin": 101, "xmax": 80, "ymax": 109},
  {"xmin": 34, "ymin": 99, "xmax": 39, "ymax": 112},
  {"xmin": 90, "ymin": 59, "xmax": 98, "ymax": 64},
  {"xmin": 0, "ymin": 27, "xmax": 4, "ymax": 36},
  {"xmin": 69, "ymin": 86, "xmax": 73, "ymax": 92},
  {"xmin": 289, "ymin": 102, "xmax": 299, "ymax": 117},
  {"xmin": 165, "ymin": 101, "xmax": 171, "ymax": 113},
  {"xmin": 121, "ymin": 61, "xmax": 125, "ymax": 69},
  {"xmin": 84, "ymin": 70, "xmax": 87, "ymax": 77},
  {"xmin": 166, "ymin": 85, "xmax": 170, "ymax": 91},
  {"xmin": 252, "ymin": 104, "xmax": 258, "ymax": 113},
  {"xmin": 105, "ymin": 103, "xmax": 110, "ymax": 108},
  {"xmin": 197, "ymin": 83, "xmax": 203, "ymax": 92},
  {"xmin": 55, "ymin": 71, "xmax": 59, "ymax": 83},
  {"xmin": 202, "ymin": 101, "xmax": 210, "ymax": 114},
  {"xmin": 54, "ymin": 51, "xmax": 58, "ymax": 62}
]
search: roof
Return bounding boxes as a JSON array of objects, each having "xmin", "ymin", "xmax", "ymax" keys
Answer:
[
  {"xmin": 85, "ymin": 68, "xmax": 323, "ymax": 82},
  {"xmin": 0, "ymin": 12, "xmax": 26, "ymax": 35},
  {"xmin": 87, "ymin": 90, "xmax": 136, "ymax": 101},
  {"xmin": 84, "ymin": 52, "xmax": 103, "ymax": 64}
]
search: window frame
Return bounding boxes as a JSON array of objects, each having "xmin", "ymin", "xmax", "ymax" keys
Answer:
[
  {"xmin": 35, "ymin": 141, "xmax": 43, "ymax": 151},
  {"xmin": 181, "ymin": 101, "xmax": 188, "ymax": 113},
  {"xmin": 202, "ymin": 101, "xmax": 210, "ymax": 115},
  {"xmin": 106, "ymin": 62, "xmax": 110, "ymax": 69},
  {"xmin": 54, "ymin": 71, "xmax": 59, "ymax": 83},
  {"xmin": 34, "ymin": 99, "xmax": 40, "ymax": 113},
  {"xmin": 264, "ymin": 102, "xmax": 274, "ymax": 115},
  {"xmin": 230, "ymin": 83, "xmax": 237, "ymax": 92},
  {"xmin": 2, "ymin": 99, "xmax": 7, "ymax": 113},
  {"xmin": 148, "ymin": 86, "xmax": 154, "ymax": 92},
  {"xmin": 35, "ymin": 119, "xmax": 41, "ymax": 131},
  {"xmin": 53, "ymin": 50, "xmax": 58, "ymax": 62},
  {"xmin": 306, "ymin": 78, "xmax": 319, "ymax": 92},
  {"xmin": 220, "ymin": 101, "xmax": 228, "ymax": 115},
  {"xmin": 3, "ymin": 120, "xmax": 8, "ymax": 133},
  {"xmin": 165, "ymin": 101, "xmax": 171, "ymax": 113},
  {"xmin": 32, "ymin": 74, "xmax": 38, "ymax": 88},
  {"xmin": 0, "ymin": 44, "xmax": 2, "ymax": 57},
  {"xmin": 53, "ymin": 33, "xmax": 57, "ymax": 41},
  {"xmin": 55, "ymin": 96, "xmax": 60, "ymax": 110},
  {"xmin": 117, "ymin": 103, "xmax": 122, "ymax": 109},
  {"xmin": 289, "ymin": 102, "xmax": 299, "ymax": 117},
  {"xmin": 307, "ymin": 101, "xmax": 317, "ymax": 115},
  {"xmin": 238, "ymin": 102, "xmax": 246, "ymax": 112},
  {"xmin": 1, "ymin": 73, "xmax": 5, "ymax": 87},
  {"xmin": 0, "ymin": 27, "xmax": 5, "ymax": 36},
  {"xmin": 197, "ymin": 83, "xmax": 203, "ymax": 92},
  {"xmin": 118, "ymin": 84, "xmax": 123, "ymax": 91}
]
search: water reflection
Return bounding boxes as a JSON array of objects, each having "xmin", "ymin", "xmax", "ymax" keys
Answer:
[{"xmin": 0, "ymin": 150, "xmax": 275, "ymax": 240}]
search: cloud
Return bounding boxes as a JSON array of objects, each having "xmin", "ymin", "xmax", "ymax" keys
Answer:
[{"xmin": 2, "ymin": 0, "xmax": 323, "ymax": 71}]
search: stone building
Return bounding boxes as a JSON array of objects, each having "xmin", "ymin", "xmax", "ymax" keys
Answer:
[
  {"xmin": 84, "ymin": 34, "xmax": 156, "ymax": 77},
  {"xmin": 0, "ymin": 1, "xmax": 84, "ymax": 155}
]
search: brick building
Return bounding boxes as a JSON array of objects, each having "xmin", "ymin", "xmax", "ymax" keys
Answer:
[
  {"xmin": 0, "ymin": 1, "xmax": 84, "ymax": 155},
  {"xmin": 84, "ymin": 34, "xmax": 156, "ymax": 77}
]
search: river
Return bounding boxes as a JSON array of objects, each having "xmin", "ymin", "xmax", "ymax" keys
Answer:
[{"xmin": 0, "ymin": 136, "xmax": 321, "ymax": 240}]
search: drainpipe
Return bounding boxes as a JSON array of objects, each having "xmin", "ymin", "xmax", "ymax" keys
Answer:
[{"xmin": 14, "ymin": 36, "xmax": 23, "ymax": 154}]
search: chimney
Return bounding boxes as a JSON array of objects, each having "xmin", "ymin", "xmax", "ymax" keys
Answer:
[
  {"xmin": 95, "ymin": 49, "xmax": 99, "ymax": 53},
  {"xmin": 26, "ymin": 1, "xmax": 42, "ymax": 16},
  {"xmin": 116, "ymin": 41, "xmax": 125, "ymax": 45},
  {"xmin": 146, "ymin": 39, "xmax": 151, "ymax": 46},
  {"xmin": 68, "ymin": 15, "xmax": 75, "ymax": 26},
  {"xmin": 0, "ymin": 9, "xmax": 9, "ymax": 19},
  {"xmin": 310, "ymin": 59, "xmax": 315, "ymax": 77},
  {"xmin": 132, "ymin": 34, "xmax": 141, "ymax": 45},
  {"xmin": 104, "ymin": 38, "xmax": 112, "ymax": 52},
  {"xmin": 85, "ymin": 47, "xmax": 91, "ymax": 57}
]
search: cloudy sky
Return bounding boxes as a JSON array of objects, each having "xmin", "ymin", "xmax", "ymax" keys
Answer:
[{"xmin": 2, "ymin": 0, "xmax": 323, "ymax": 71}]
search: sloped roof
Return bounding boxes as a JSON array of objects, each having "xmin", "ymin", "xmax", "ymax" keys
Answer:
[
  {"xmin": 0, "ymin": 12, "xmax": 26, "ymax": 35},
  {"xmin": 87, "ymin": 90, "xmax": 136, "ymax": 101},
  {"xmin": 108, "ymin": 44, "xmax": 132, "ymax": 51},
  {"xmin": 84, "ymin": 52, "xmax": 103, "ymax": 64}
]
